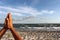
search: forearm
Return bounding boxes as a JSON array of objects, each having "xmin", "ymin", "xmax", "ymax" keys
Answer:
[
  {"xmin": 0, "ymin": 27, "xmax": 7, "ymax": 39},
  {"xmin": 10, "ymin": 27, "xmax": 22, "ymax": 40}
]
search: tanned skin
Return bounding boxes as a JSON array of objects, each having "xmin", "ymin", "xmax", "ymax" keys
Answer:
[
  {"xmin": 7, "ymin": 13, "xmax": 23, "ymax": 40},
  {"xmin": 0, "ymin": 14, "xmax": 9, "ymax": 39},
  {"xmin": 0, "ymin": 13, "xmax": 23, "ymax": 40}
]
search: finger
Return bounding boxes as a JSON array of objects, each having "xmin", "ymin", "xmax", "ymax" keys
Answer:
[
  {"xmin": 4, "ymin": 18, "xmax": 9, "ymax": 29},
  {"xmin": 4, "ymin": 18, "xmax": 8, "ymax": 28},
  {"xmin": 6, "ymin": 13, "xmax": 10, "ymax": 18},
  {"xmin": 8, "ymin": 13, "xmax": 12, "ymax": 22},
  {"xmin": 4, "ymin": 18, "xmax": 6, "ymax": 25},
  {"xmin": 6, "ymin": 18, "xmax": 9, "ymax": 26}
]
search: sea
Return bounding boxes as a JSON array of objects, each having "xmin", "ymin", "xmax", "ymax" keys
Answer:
[{"xmin": 0, "ymin": 24, "xmax": 60, "ymax": 31}]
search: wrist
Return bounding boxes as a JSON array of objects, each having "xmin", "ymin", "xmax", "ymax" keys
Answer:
[
  {"xmin": 10, "ymin": 26, "xmax": 14, "ymax": 31},
  {"xmin": 3, "ymin": 27, "xmax": 8, "ymax": 31},
  {"xmin": 4, "ymin": 26, "xmax": 8, "ymax": 30}
]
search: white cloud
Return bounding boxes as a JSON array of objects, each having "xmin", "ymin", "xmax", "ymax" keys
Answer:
[
  {"xmin": 0, "ymin": 6, "xmax": 54, "ymax": 17},
  {"xmin": 41, "ymin": 10, "xmax": 54, "ymax": 14},
  {"xmin": 0, "ymin": 11, "xmax": 7, "ymax": 14},
  {"xmin": 11, "ymin": 12, "xmax": 23, "ymax": 16},
  {"xmin": 49, "ymin": 11, "xmax": 54, "ymax": 14}
]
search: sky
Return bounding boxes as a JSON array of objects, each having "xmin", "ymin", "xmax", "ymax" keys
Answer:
[{"xmin": 0, "ymin": 0, "xmax": 60, "ymax": 23}]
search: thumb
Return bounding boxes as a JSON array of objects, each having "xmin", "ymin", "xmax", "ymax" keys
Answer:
[
  {"xmin": 4, "ymin": 18, "xmax": 9, "ymax": 29},
  {"xmin": 6, "ymin": 18, "xmax": 9, "ymax": 26}
]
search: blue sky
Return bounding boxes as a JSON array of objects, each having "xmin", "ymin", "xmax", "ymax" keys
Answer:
[{"xmin": 0, "ymin": 0, "xmax": 60, "ymax": 23}]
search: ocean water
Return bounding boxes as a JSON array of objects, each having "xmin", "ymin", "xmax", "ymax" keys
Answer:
[{"xmin": 0, "ymin": 24, "xmax": 60, "ymax": 31}]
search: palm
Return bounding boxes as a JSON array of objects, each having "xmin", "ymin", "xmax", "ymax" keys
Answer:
[
  {"xmin": 7, "ymin": 13, "xmax": 13, "ymax": 29},
  {"xmin": 4, "ymin": 13, "xmax": 13, "ymax": 29},
  {"xmin": 0, "ymin": 13, "xmax": 22, "ymax": 40}
]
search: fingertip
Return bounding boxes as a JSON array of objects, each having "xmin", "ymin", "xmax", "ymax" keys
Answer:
[
  {"xmin": 8, "ymin": 12, "xmax": 11, "ymax": 15},
  {"xmin": 6, "ymin": 12, "xmax": 11, "ymax": 18},
  {"xmin": 9, "ymin": 13, "xmax": 12, "ymax": 20},
  {"xmin": 6, "ymin": 18, "xmax": 8, "ymax": 20},
  {"xmin": 4, "ymin": 18, "xmax": 6, "ymax": 24},
  {"xmin": 6, "ymin": 13, "xmax": 11, "ymax": 18}
]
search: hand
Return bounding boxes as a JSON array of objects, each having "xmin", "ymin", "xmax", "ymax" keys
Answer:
[
  {"xmin": 7, "ymin": 13, "xmax": 14, "ymax": 29},
  {"xmin": 5, "ymin": 13, "xmax": 23, "ymax": 40},
  {"xmin": 4, "ymin": 13, "xmax": 13, "ymax": 29},
  {"xmin": 4, "ymin": 18, "xmax": 9, "ymax": 29}
]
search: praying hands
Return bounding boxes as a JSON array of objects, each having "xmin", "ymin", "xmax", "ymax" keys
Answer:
[{"xmin": 0, "ymin": 13, "xmax": 23, "ymax": 40}]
